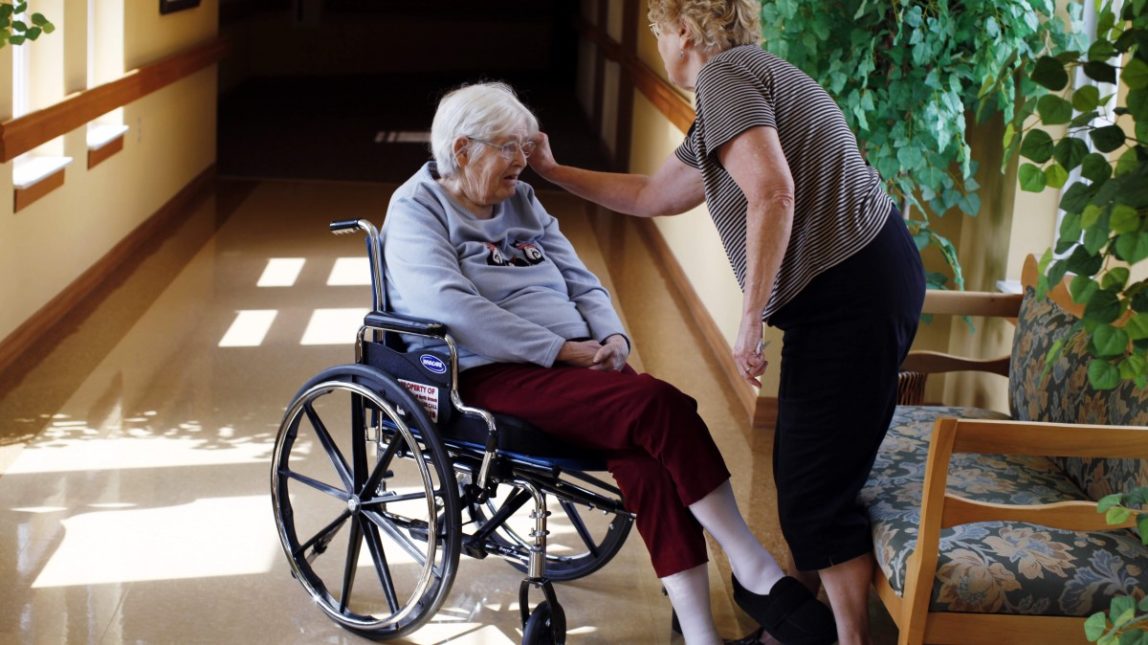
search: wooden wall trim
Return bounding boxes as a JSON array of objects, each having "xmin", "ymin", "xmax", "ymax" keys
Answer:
[
  {"xmin": 0, "ymin": 165, "xmax": 216, "ymax": 379},
  {"xmin": 0, "ymin": 39, "xmax": 228, "ymax": 162},
  {"xmin": 578, "ymin": 18, "xmax": 694, "ymax": 134},
  {"xmin": 13, "ymin": 166, "xmax": 66, "ymax": 212}
]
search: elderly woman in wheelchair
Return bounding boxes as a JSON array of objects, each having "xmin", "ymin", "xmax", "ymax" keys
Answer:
[{"xmin": 271, "ymin": 82, "xmax": 836, "ymax": 645}]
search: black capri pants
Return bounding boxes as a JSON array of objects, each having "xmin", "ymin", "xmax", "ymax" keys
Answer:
[{"xmin": 768, "ymin": 209, "xmax": 924, "ymax": 571}]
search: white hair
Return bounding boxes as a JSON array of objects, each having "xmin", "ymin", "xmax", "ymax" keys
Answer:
[{"xmin": 430, "ymin": 82, "xmax": 539, "ymax": 177}]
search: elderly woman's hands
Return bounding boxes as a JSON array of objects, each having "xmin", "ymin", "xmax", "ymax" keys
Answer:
[
  {"xmin": 592, "ymin": 334, "xmax": 629, "ymax": 371},
  {"xmin": 557, "ymin": 335, "xmax": 629, "ymax": 371}
]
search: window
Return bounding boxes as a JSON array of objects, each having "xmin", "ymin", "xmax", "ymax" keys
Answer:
[
  {"xmin": 12, "ymin": 0, "xmax": 70, "ymax": 195},
  {"xmin": 86, "ymin": 0, "xmax": 127, "ymax": 161}
]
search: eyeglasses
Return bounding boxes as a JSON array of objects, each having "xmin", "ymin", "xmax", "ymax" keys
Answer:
[
  {"xmin": 470, "ymin": 137, "xmax": 536, "ymax": 160},
  {"xmin": 649, "ymin": 22, "xmax": 662, "ymax": 37}
]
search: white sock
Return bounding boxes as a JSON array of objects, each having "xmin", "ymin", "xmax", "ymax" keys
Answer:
[
  {"xmin": 662, "ymin": 563, "xmax": 722, "ymax": 645},
  {"xmin": 689, "ymin": 480, "xmax": 785, "ymax": 595}
]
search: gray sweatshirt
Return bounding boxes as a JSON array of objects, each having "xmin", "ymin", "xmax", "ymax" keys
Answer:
[{"xmin": 381, "ymin": 162, "xmax": 628, "ymax": 371}]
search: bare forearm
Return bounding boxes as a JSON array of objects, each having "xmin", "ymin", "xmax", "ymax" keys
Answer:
[
  {"xmin": 742, "ymin": 195, "xmax": 794, "ymax": 320},
  {"xmin": 542, "ymin": 164, "xmax": 661, "ymax": 217}
]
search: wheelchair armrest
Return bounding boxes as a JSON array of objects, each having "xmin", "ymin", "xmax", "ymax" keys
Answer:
[{"xmin": 364, "ymin": 312, "xmax": 447, "ymax": 338}]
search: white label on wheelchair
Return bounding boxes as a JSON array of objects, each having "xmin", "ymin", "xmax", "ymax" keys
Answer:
[{"xmin": 398, "ymin": 379, "xmax": 439, "ymax": 422}]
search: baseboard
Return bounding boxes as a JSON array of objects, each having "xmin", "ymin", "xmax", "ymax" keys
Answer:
[{"xmin": 0, "ymin": 165, "xmax": 217, "ymax": 380}]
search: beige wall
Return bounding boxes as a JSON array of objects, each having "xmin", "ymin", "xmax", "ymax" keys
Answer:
[{"xmin": 0, "ymin": 0, "xmax": 219, "ymax": 345}]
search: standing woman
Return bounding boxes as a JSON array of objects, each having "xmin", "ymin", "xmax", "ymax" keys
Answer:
[{"xmin": 527, "ymin": 1, "xmax": 925, "ymax": 644}]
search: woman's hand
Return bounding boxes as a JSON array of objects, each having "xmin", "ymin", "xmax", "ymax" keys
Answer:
[
  {"xmin": 528, "ymin": 132, "xmax": 558, "ymax": 179},
  {"xmin": 591, "ymin": 334, "xmax": 629, "ymax": 372},
  {"xmin": 733, "ymin": 314, "xmax": 768, "ymax": 387},
  {"xmin": 557, "ymin": 339, "xmax": 603, "ymax": 368}
]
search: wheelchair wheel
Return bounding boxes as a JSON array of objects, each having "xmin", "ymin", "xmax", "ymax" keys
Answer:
[
  {"xmin": 464, "ymin": 476, "xmax": 632, "ymax": 581},
  {"xmin": 271, "ymin": 364, "xmax": 461, "ymax": 640},
  {"xmin": 522, "ymin": 601, "xmax": 565, "ymax": 645}
]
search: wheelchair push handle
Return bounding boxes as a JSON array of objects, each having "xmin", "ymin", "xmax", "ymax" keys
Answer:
[{"xmin": 330, "ymin": 219, "xmax": 370, "ymax": 235}]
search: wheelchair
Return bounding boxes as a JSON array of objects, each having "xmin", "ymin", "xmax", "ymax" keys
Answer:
[{"xmin": 271, "ymin": 219, "xmax": 636, "ymax": 643}]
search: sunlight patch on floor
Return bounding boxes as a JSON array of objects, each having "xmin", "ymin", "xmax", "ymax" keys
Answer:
[
  {"xmin": 5, "ymin": 435, "xmax": 271, "ymax": 474},
  {"xmin": 32, "ymin": 496, "xmax": 278, "ymax": 588},
  {"xmin": 300, "ymin": 308, "xmax": 370, "ymax": 345}
]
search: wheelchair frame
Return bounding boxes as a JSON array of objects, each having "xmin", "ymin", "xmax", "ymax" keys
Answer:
[{"xmin": 271, "ymin": 219, "xmax": 635, "ymax": 643}]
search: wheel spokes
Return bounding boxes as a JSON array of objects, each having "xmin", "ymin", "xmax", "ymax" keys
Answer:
[
  {"xmin": 339, "ymin": 518, "xmax": 364, "ymax": 614},
  {"xmin": 363, "ymin": 508, "xmax": 441, "ymax": 576},
  {"xmin": 361, "ymin": 432, "xmax": 402, "ymax": 501},
  {"xmin": 281, "ymin": 468, "xmax": 348, "ymax": 500},
  {"xmin": 293, "ymin": 510, "xmax": 351, "ymax": 562},
  {"xmin": 360, "ymin": 517, "xmax": 400, "ymax": 614},
  {"xmin": 305, "ymin": 403, "xmax": 353, "ymax": 489}
]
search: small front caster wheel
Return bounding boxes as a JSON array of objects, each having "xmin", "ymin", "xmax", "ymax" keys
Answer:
[{"xmin": 522, "ymin": 600, "xmax": 566, "ymax": 645}]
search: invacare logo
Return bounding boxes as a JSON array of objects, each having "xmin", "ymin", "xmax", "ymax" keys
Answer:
[{"xmin": 420, "ymin": 354, "xmax": 447, "ymax": 375}]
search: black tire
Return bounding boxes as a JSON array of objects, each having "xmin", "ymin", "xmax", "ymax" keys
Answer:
[
  {"xmin": 271, "ymin": 364, "xmax": 460, "ymax": 640},
  {"xmin": 522, "ymin": 601, "xmax": 566, "ymax": 645},
  {"xmin": 464, "ymin": 475, "xmax": 632, "ymax": 581}
]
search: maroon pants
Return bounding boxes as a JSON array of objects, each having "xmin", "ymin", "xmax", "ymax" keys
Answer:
[{"xmin": 459, "ymin": 362, "xmax": 731, "ymax": 577}]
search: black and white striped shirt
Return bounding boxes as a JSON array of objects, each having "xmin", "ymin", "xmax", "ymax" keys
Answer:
[{"xmin": 675, "ymin": 45, "xmax": 893, "ymax": 321}]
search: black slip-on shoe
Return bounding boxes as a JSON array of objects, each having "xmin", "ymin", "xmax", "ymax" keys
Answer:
[{"xmin": 731, "ymin": 576, "xmax": 837, "ymax": 645}]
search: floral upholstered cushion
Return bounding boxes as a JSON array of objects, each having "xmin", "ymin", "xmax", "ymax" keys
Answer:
[
  {"xmin": 1008, "ymin": 286, "xmax": 1148, "ymax": 506},
  {"xmin": 864, "ymin": 405, "xmax": 1148, "ymax": 615}
]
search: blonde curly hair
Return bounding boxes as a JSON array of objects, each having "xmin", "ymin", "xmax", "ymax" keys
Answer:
[{"xmin": 648, "ymin": 0, "xmax": 762, "ymax": 52}]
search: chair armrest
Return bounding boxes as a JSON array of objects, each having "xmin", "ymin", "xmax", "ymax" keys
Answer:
[
  {"xmin": 923, "ymin": 417, "xmax": 1148, "ymax": 533},
  {"xmin": 900, "ymin": 351, "xmax": 1010, "ymax": 377},
  {"xmin": 363, "ymin": 311, "xmax": 447, "ymax": 338},
  {"xmin": 922, "ymin": 290, "xmax": 1022, "ymax": 318}
]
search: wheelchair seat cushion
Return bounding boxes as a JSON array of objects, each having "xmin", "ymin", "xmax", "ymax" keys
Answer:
[{"xmin": 441, "ymin": 410, "xmax": 607, "ymax": 470}]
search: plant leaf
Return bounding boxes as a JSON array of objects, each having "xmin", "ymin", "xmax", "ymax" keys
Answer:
[
  {"xmin": 1021, "ymin": 129, "xmax": 1055, "ymax": 163},
  {"xmin": 1091, "ymin": 125, "xmax": 1128, "ymax": 153},
  {"xmin": 1093, "ymin": 325, "xmax": 1130, "ymax": 357},
  {"xmin": 1085, "ymin": 611, "xmax": 1108, "ymax": 640},
  {"xmin": 1038, "ymin": 94, "xmax": 1075, "ymax": 124},
  {"xmin": 1085, "ymin": 61, "xmax": 1118, "ymax": 84},
  {"xmin": 1128, "ymin": 313, "xmax": 1148, "ymax": 341},
  {"xmin": 1110, "ymin": 204, "xmax": 1141, "ymax": 234},
  {"xmin": 1020, "ymin": 163, "xmax": 1048, "ymax": 191},
  {"xmin": 1046, "ymin": 163, "xmax": 1070, "ymax": 188},
  {"xmin": 1092, "ymin": 359, "xmax": 1123, "ymax": 390},
  {"xmin": 1033, "ymin": 56, "xmax": 1070, "ymax": 91},
  {"xmin": 1099, "ymin": 493, "xmax": 1125, "ymax": 512},
  {"xmin": 1125, "ymin": 57, "xmax": 1148, "ymax": 90},
  {"xmin": 1115, "ymin": 232, "xmax": 1148, "ymax": 264},
  {"xmin": 1054, "ymin": 137, "xmax": 1090, "ymax": 171},
  {"xmin": 1101, "ymin": 267, "xmax": 1131, "ymax": 291},
  {"xmin": 1082, "ymin": 153, "xmax": 1113, "ymax": 183},
  {"xmin": 1084, "ymin": 289, "xmax": 1123, "ymax": 323},
  {"xmin": 1074, "ymin": 84, "xmax": 1102, "ymax": 111}
]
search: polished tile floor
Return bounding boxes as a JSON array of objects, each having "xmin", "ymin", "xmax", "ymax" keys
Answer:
[{"xmin": 0, "ymin": 178, "xmax": 897, "ymax": 643}]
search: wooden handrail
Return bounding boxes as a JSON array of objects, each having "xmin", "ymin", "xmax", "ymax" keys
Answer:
[{"xmin": 0, "ymin": 38, "xmax": 228, "ymax": 162}]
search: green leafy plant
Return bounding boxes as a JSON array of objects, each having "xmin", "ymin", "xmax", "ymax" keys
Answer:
[
  {"xmin": 0, "ymin": 1, "xmax": 53, "ymax": 48},
  {"xmin": 1007, "ymin": 0, "xmax": 1148, "ymax": 391},
  {"xmin": 759, "ymin": 0, "xmax": 1083, "ymax": 291},
  {"xmin": 1087, "ymin": 489, "xmax": 1148, "ymax": 643}
]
